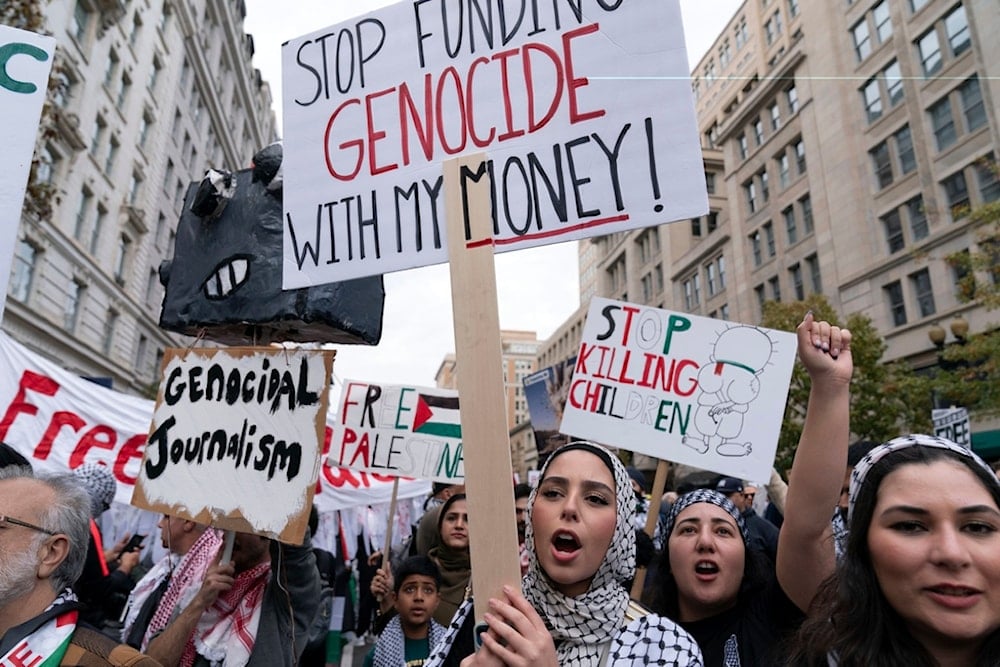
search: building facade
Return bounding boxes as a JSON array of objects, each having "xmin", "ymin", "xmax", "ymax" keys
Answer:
[
  {"xmin": 585, "ymin": 0, "xmax": 998, "ymax": 448},
  {"xmin": 5, "ymin": 0, "xmax": 276, "ymax": 394}
]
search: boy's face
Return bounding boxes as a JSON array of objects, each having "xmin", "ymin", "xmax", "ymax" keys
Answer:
[{"xmin": 394, "ymin": 574, "xmax": 440, "ymax": 634}]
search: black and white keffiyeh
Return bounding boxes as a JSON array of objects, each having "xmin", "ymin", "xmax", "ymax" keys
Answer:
[
  {"xmin": 848, "ymin": 433, "xmax": 999, "ymax": 523},
  {"xmin": 522, "ymin": 442, "xmax": 635, "ymax": 666},
  {"xmin": 372, "ymin": 612, "xmax": 446, "ymax": 666},
  {"xmin": 423, "ymin": 597, "xmax": 474, "ymax": 667},
  {"xmin": 663, "ymin": 489, "xmax": 749, "ymax": 546}
]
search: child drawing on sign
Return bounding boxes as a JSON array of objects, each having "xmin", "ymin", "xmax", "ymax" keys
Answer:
[{"xmin": 683, "ymin": 326, "xmax": 776, "ymax": 458}]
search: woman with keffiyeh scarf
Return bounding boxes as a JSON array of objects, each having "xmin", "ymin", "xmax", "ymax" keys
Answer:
[{"xmin": 458, "ymin": 442, "xmax": 702, "ymax": 666}]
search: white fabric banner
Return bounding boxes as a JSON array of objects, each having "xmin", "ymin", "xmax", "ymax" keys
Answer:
[{"xmin": 0, "ymin": 331, "xmax": 430, "ymax": 511}]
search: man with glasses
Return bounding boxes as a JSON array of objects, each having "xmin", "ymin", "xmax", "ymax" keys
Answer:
[{"xmin": 0, "ymin": 467, "xmax": 159, "ymax": 665}]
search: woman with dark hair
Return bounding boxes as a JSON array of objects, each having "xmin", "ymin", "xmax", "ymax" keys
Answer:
[
  {"xmin": 786, "ymin": 435, "xmax": 1000, "ymax": 665},
  {"xmin": 459, "ymin": 441, "xmax": 702, "ymax": 666}
]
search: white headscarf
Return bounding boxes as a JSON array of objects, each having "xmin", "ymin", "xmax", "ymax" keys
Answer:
[{"xmin": 522, "ymin": 442, "xmax": 634, "ymax": 666}]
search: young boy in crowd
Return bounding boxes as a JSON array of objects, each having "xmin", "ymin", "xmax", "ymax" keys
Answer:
[{"xmin": 364, "ymin": 555, "xmax": 446, "ymax": 667}]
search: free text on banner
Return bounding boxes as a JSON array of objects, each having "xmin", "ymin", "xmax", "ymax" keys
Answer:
[
  {"xmin": 560, "ymin": 298, "xmax": 798, "ymax": 482},
  {"xmin": 330, "ymin": 380, "xmax": 464, "ymax": 483},
  {"xmin": 0, "ymin": 331, "xmax": 430, "ymax": 511},
  {"xmin": 281, "ymin": 0, "xmax": 707, "ymax": 287},
  {"xmin": 1, "ymin": 26, "xmax": 56, "ymax": 321},
  {"xmin": 131, "ymin": 347, "xmax": 333, "ymax": 544}
]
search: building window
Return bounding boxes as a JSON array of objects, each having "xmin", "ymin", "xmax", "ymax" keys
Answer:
[
  {"xmin": 764, "ymin": 221, "xmax": 776, "ymax": 257},
  {"xmin": 720, "ymin": 303, "xmax": 730, "ymax": 320},
  {"xmin": 70, "ymin": 1, "xmax": 91, "ymax": 43},
  {"xmin": 705, "ymin": 172, "xmax": 716, "ymax": 195},
  {"xmin": 735, "ymin": 17, "xmax": 749, "ymax": 49},
  {"xmin": 806, "ymin": 254, "xmax": 822, "ymax": 293},
  {"xmin": 769, "ymin": 275, "xmax": 782, "ymax": 301},
  {"xmin": 910, "ymin": 268, "xmax": 936, "ymax": 318},
  {"xmin": 959, "ymin": 76, "xmax": 986, "ymax": 133},
  {"xmin": 790, "ymin": 263, "xmax": 804, "ymax": 300},
  {"xmin": 885, "ymin": 281, "xmax": 907, "ymax": 326},
  {"xmin": 116, "ymin": 71, "xmax": 131, "ymax": 108},
  {"xmin": 907, "ymin": 195, "xmax": 929, "ymax": 240},
  {"xmin": 719, "ymin": 40, "xmax": 732, "ymax": 67},
  {"xmin": 882, "ymin": 209, "xmax": 905, "ymax": 253},
  {"xmin": 917, "ymin": 29, "xmax": 942, "ymax": 77},
  {"xmin": 641, "ymin": 273, "xmax": 655, "ymax": 302},
  {"xmin": 753, "ymin": 118, "xmax": 764, "ymax": 145},
  {"xmin": 114, "ymin": 235, "xmax": 131, "ymax": 284},
  {"xmin": 74, "ymin": 187, "xmax": 92, "ymax": 240},
  {"xmin": 127, "ymin": 171, "xmax": 143, "ymax": 205},
  {"xmin": 870, "ymin": 141, "xmax": 893, "ymax": 189},
  {"xmin": 89, "ymin": 205, "xmax": 106, "ymax": 254},
  {"xmin": 760, "ymin": 169, "xmax": 770, "ymax": 202},
  {"xmin": 769, "ymin": 103, "xmax": 781, "ymax": 131},
  {"xmin": 851, "ymin": 18, "xmax": 871, "ymax": 61},
  {"xmin": 778, "ymin": 153, "xmax": 790, "ymax": 187},
  {"xmin": 786, "ymin": 84, "xmax": 799, "ymax": 114},
  {"xmin": 104, "ymin": 135, "xmax": 119, "ymax": 174},
  {"xmin": 706, "ymin": 262, "xmax": 719, "ymax": 296},
  {"xmin": 10, "ymin": 240, "xmax": 38, "ymax": 302},
  {"xmin": 884, "ymin": 60, "xmax": 904, "ymax": 106},
  {"xmin": 794, "ymin": 139, "xmax": 806, "ymax": 173},
  {"xmin": 873, "ymin": 1, "xmax": 892, "ymax": 42},
  {"xmin": 146, "ymin": 268, "xmax": 159, "ymax": 304},
  {"xmin": 706, "ymin": 211, "xmax": 719, "ymax": 233},
  {"xmin": 655, "ymin": 263, "xmax": 664, "ymax": 293},
  {"xmin": 64, "ymin": 280, "xmax": 85, "ymax": 332},
  {"xmin": 738, "ymin": 134, "xmax": 749, "ymax": 160},
  {"xmin": 862, "ymin": 77, "xmax": 882, "ymax": 123},
  {"xmin": 783, "ymin": 206, "xmax": 797, "ymax": 244},
  {"xmin": 90, "ymin": 115, "xmax": 106, "ymax": 155},
  {"xmin": 788, "ymin": 0, "xmax": 799, "ymax": 17},
  {"xmin": 750, "ymin": 231, "xmax": 763, "ymax": 266},
  {"xmin": 800, "ymin": 194, "xmax": 813, "ymax": 235},
  {"xmin": 928, "ymin": 97, "xmax": 956, "ymax": 151},
  {"xmin": 945, "ymin": 5, "xmax": 971, "ymax": 56},
  {"xmin": 942, "ymin": 171, "xmax": 969, "ymax": 220},
  {"xmin": 104, "ymin": 48, "xmax": 119, "ymax": 87},
  {"xmin": 745, "ymin": 180, "xmax": 758, "ymax": 214},
  {"xmin": 691, "ymin": 218, "xmax": 702, "ymax": 237},
  {"xmin": 103, "ymin": 310, "xmax": 118, "ymax": 355},
  {"xmin": 894, "ymin": 125, "xmax": 917, "ymax": 175},
  {"xmin": 755, "ymin": 284, "xmax": 766, "ymax": 315},
  {"xmin": 976, "ymin": 156, "xmax": 1000, "ymax": 203},
  {"xmin": 717, "ymin": 256, "xmax": 726, "ymax": 288}
]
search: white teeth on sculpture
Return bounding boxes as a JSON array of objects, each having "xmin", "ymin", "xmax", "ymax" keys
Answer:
[{"xmin": 203, "ymin": 257, "xmax": 250, "ymax": 299}]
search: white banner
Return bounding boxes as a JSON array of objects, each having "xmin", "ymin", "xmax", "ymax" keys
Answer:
[
  {"xmin": 560, "ymin": 298, "xmax": 797, "ymax": 481},
  {"xmin": 0, "ymin": 331, "xmax": 429, "ymax": 511},
  {"xmin": 281, "ymin": 0, "xmax": 707, "ymax": 286},
  {"xmin": 933, "ymin": 407, "xmax": 971, "ymax": 449},
  {"xmin": 0, "ymin": 26, "xmax": 56, "ymax": 321}
]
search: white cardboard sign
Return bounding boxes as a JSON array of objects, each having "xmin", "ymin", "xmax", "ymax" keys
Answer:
[
  {"xmin": 132, "ymin": 347, "xmax": 333, "ymax": 543},
  {"xmin": 933, "ymin": 407, "xmax": 971, "ymax": 449},
  {"xmin": 281, "ymin": 0, "xmax": 707, "ymax": 287},
  {"xmin": 330, "ymin": 380, "xmax": 463, "ymax": 483},
  {"xmin": 560, "ymin": 297, "xmax": 797, "ymax": 481},
  {"xmin": 1, "ymin": 26, "xmax": 56, "ymax": 321}
]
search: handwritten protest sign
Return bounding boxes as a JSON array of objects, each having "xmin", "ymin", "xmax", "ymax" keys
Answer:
[
  {"xmin": 330, "ymin": 380, "xmax": 464, "ymax": 483},
  {"xmin": 1, "ymin": 26, "xmax": 55, "ymax": 321},
  {"xmin": 281, "ymin": 0, "xmax": 707, "ymax": 287},
  {"xmin": 132, "ymin": 347, "xmax": 333, "ymax": 544},
  {"xmin": 561, "ymin": 298, "xmax": 797, "ymax": 481}
]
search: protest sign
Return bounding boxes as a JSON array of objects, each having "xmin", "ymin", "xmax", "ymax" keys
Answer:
[
  {"xmin": 0, "ymin": 331, "xmax": 429, "ymax": 510},
  {"xmin": 933, "ymin": 407, "xmax": 971, "ymax": 449},
  {"xmin": 331, "ymin": 380, "xmax": 464, "ymax": 482},
  {"xmin": 523, "ymin": 356, "xmax": 575, "ymax": 460},
  {"xmin": 132, "ymin": 347, "xmax": 333, "ymax": 543},
  {"xmin": 1, "ymin": 26, "xmax": 56, "ymax": 321},
  {"xmin": 281, "ymin": 0, "xmax": 707, "ymax": 287},
  {"xmin": 561, "ymin": 297, "xmax": 797, "ymax": 481}
]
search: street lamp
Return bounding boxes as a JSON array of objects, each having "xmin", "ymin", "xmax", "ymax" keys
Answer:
[{"xmin": 927, "ymin": 315, "xmax": 969, "ymax": 350}]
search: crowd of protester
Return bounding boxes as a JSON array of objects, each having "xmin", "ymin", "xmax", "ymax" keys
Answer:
[{"xmin": 1, "ymin": 311, "xmax": 998, "ymax": 666}]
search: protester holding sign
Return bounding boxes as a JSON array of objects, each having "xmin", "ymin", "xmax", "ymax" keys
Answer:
[
  {"xmin": 461, "ymin": 442, "xmax": 702, "ymax": 666},
  {"xmin": 145, "ymin": 531, "xmax": 320, "ymax": 667}
]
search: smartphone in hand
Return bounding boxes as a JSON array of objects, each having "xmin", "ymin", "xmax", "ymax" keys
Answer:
[{"xmin": 123, "ymin": 534, "xmax": 145, "ymax": 552}]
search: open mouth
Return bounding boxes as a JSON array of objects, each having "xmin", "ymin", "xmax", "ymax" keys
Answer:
[
  {"xmin": 553, "ymin": 532, "xmax": 581, "ymax": 552},
  {"xmin": 203, "ymin": 256, "xmax": 250, "ymax": 300},
  {"xmin": 695, "ymin": 560, "xmax": 719, "ymax": 575}
]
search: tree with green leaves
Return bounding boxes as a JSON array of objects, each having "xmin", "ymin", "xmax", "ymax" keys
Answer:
[{"xmin": 761, "ymin": 294, "xmax": 932, "ymax": 474}]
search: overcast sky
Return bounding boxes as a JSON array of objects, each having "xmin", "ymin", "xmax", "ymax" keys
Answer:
[{"xmin": 241, "ymin": 0, "xmax": 743, "ymax": 392}]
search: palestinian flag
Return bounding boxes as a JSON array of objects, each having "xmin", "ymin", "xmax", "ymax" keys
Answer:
[{"xmin": 412, "ymin": 393, "xmax": 462, "ymax": 439}]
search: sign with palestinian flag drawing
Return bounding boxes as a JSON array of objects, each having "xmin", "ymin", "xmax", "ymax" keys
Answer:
[{"xmin": 330, "ymin": 381, "xmax": 464, "ymax": 483}]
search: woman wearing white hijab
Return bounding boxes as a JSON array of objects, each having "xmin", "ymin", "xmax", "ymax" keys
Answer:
[{"xmin": 462, "ymin": 441, "xmax": 702, "ymax": 666}]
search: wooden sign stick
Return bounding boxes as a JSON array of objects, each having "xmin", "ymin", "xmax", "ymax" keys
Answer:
[
  {"xmin": 443, "ymin": 154, "xmax": 522, "ymax": 623},
  {"xmin": 220, "ymin": 530, "xmax": 236, "ymax": 565},
  {"xmin": 381, "ymin": 477, "xmax": 400, "ymax": 573},
  {"xmin": 630, "ymin": 459, "xmax": 669, "ymax": 599}
]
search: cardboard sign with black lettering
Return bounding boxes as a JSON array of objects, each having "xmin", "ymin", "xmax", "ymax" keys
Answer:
[{"xmin": 132, "ymin": 347, "xmax": 333, "ymax": 544}]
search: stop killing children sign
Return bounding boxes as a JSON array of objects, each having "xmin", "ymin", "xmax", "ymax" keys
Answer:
[
  {"xmin": 561, "ymin": 298, "xmax": 798, "ymax": 482},
  {"xmin": 281, "ymin": 0, "xmax": 708, "ymax": 286}
]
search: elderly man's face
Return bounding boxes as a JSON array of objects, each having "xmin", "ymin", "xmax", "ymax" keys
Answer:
[{"xmin": 0, "ymin": 479, "xmax": 55, "ymax": 603}]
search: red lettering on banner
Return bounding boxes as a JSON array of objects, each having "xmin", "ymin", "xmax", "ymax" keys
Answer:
[
  {"xmin": 6, "ymin": 641, "xmax": 42, "ymax": 667},
  {"xmin": 33, "ymin": 411, "xmax": 85, "ymax": 460},
  {"xmin": 563, "ymin": 24, "xmax": 604, "ymax": 124},
  {"xmin": 69, "ymin": 425, "xmax": 117, "ymax": 468},
  {"xmin": 114, "ymin": 434, "xmax": 145, "ymax": 484},
  {"xmin": 0, "ymin": 371, "xmax": 59, "ymax": 443}
]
